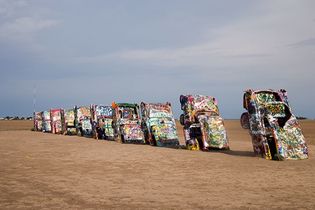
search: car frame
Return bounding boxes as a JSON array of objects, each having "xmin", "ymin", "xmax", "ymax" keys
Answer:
[
  {"xmin": 179, "ymin": 95, "xmax": 229, "ymax": 150},
  {"xmin": 240, "ymin": 89, "xmax": 308, "ymax": 160},
  {"xmin": 140, "ymin": 102, "xmax": 179, "ymax": 147}
]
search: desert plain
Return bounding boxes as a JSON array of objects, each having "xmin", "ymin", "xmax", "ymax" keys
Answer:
[{"xmin": 0, "ymin": 120, "xmax": 314, "ymax": 209}]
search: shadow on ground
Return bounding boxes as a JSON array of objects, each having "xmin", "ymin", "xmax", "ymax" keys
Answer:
[{"xmin": 221, "ymin": 149, "xmax": 255, "ymax": 157}]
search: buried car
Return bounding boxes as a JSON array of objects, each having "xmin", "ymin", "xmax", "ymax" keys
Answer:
[
  {"xmin": 240, "ymin": 89, "xmax": 308, "ymax": 160},
  {"xmin": 180, "ymin": 95, "xmax": 229, "ymax": 150},
  {"xmin": 34, "ymin": 111, "xmax": 43, "ymax": 131},
  {"xmin": 50, "ymin": 108, "xmax": 64, "ymax": 134},
  {"xmin": 112, "ymin": 102, "xmax": 145, "ymax": 144},
  {"xmin": 64, "ymin": 108, "xmax": 77, "ymax": 135},
  {"xmin": 140, "ymin": 102, "xmax": 179, "ymax": 147},
  {"xmin": 76, "ymin": 105, "xmax": 93, "ymax": 137},
  {"xmin": 92, "ymin": 105, "xmax": 115, "ymax": 140},
  {"xmin": 42, "ymin": 110, "xmax": 52, "ymax": 132}
]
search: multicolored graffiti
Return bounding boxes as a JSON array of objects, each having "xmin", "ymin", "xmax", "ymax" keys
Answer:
[
  {"xmin": 180, "ymin": 95, "xmax": 229, "ymax": 150},
  {"xmin": 120, "ymin": 121, "xmax": 144, "ymax": 141},
  {"xmin": 76, "ymin": 106, "xmax": 93, "ymax": 137},
  {"xmin": 42, "ymin": 110, "xmax": 52, "ymax": 132},
  {"xmin": 51, "ymin": 109, "xmax": 64, "ymax": 134},
  {"xmin": 64, "ymin": 108, "xmax": 77, "ymax": 135},
  {"xmin": 112, "ymin": 103, "xmax": 145, "ymax": 143},
  {"xmin": 197, "ymin": 115, "xmax": 228, "ymax": 149},
  {"xmin": 32, "ymin": 90, "xmax": 308, "ymax": 161},
  {"xmin": 95, "ymin": 105, "xmax": 113, "ymax": 118},
  {"xmin": 34, "ymin": 111, "xmax": 43, "ymax": 131},
  {"xmin": 93, "ymin": 105, "xmax": 115, "ymax": 140},
  {"xmin": 141, "ymin": 102, "xmax": 179, "ymax": 147},
  {"xmin": 240, "ymin": 89, "xmax": 308, "ymax": 160}
]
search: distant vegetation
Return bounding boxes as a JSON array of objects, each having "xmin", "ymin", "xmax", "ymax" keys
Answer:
[
  {"xmin": 296, "ymin": 116, "xmax": 308, "ymax": 120},
  {"xmin": 0, "ymin": 116, "xmax": 33, "ymax": 120}
]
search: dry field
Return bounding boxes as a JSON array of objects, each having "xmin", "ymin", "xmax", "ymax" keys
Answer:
[
  {"xmin": 0, "ymin": 120, "xmax": 314, "ymax": 209},
  {"xmin": 0, "ymin": 120, "xmax": 33, "ymax": 131}
]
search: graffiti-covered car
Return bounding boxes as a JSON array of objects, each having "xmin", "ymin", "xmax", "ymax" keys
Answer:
[
  {"xmin": 112, "ymin": 103, "xmax": 145, "ymax": 144},
  {"xmin": 50, "ymin": 108, "xmax": 64, "ymax": 134},
  {"xmin": 92, "ymin": 105, "xmax": 115, "ymax": 140},
  {"xmin": 64, "ymin": 108, "xmax": 77, "ymax": 135},
  {"xmin": 179, "ymin": 95, "xmax": 229, "ymax": 150},
  {"xmin": 76, "ymin": 105, "xmax": 93, "ymax": 137},
  {"xmin": 140, "ymin": 102, "xmax": 179, "ymax": 147},
  {"xmin": 240, "ymin": 89, "xmax": 308, "ymax": 160},
  {"xmin": 42, "ymin": 110, "xmax": 52, "ymax": 132},
  {"xmin": 34, "ymin": 111, "xmax": 43, "ymax": 131}
]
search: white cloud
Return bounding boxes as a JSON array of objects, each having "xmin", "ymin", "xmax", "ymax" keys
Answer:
[
  {"xmin": 75, "ymin": 0, "xmax": 314, "ymax": 74},
  {"xmin": 0, "ymin": 0, "xmax": 59, "ymax": 48},
  {"xmin": 0, "ymin": 17, "xmax": 58, "ymax": 41},
  {"xmin": 0, "ymin": 0, "xmax": 28, "ymax": 17},
  {"xmin": 288, "ymin": 38, "xmax": 315, "ymax": 48}
]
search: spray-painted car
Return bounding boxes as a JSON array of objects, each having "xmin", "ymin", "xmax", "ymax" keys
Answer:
[
  {"xmin": 140, "ymin": 102, "xmax": 179, "ymax": 147},
  {"xmin": 240, "ymin": 89, "xmax": 308, "ymax": 160},
  {"xmin": 34, "ymin": 111, "xmax": 43, "ymax": 131},
  {"xmin": 179, "ymin": 95, "xmax": 229, "ymax": 150},
  {"xmin": 64, "ymin": 108, "xmax": 77, "ymax": 135},
  {"xmin": 50, "ymin": 108, "xmax": 64, "ymax": 134},
  {"xmin": 112, "ymin": 103, "xmax": 145, "ymax": 144},
  {"xmin": 42, "ymin": 110, "xmax": 52, "ymax": 132},
  {"xmin": 76, "ymin": 105, "xmax": 93, "ymax": 137},
  {"xmin": 92, "ymin": 105, "xmax": 115, "ymax": 140}
]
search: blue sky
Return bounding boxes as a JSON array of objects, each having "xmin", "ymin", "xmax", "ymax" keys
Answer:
[{"xmin": 0, "ymin": 0, "xmax": 314, "ymax": 119}]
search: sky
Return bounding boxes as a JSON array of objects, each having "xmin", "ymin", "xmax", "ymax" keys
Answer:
[{"xmin": 0, "ymin": 0, "xmax": 314, "ymax": 119}]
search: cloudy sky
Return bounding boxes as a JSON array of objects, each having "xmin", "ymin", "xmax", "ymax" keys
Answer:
[{"xmin": 0, "ymin": 0, "xmax": 314, "ymax": 118}]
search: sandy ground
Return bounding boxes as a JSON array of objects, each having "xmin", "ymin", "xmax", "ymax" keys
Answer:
[
  {"xmin": 0, "ymin": 120, "xmax": 314, "ymax": 209},
  {"xmin": 0, "ymin": 120, "xmax": 33, "ymax": 131}
]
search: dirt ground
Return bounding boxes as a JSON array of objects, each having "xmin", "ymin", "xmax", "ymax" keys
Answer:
[
  {"xmin": 0, "ymin": 120, "xmax": 314, "ymax": 209},
  {"xmin": 0, "ymin": 120, "xmax": 33, "ymax": 131}
]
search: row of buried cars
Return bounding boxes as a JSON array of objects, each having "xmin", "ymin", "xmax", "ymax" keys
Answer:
[
  {"xmin": 33, "ymin": 89, "xmax": 309, "ymax": 161},
  {"xmin": 35, "ymin": 102, "xmax": 180, "ymax": 146}
]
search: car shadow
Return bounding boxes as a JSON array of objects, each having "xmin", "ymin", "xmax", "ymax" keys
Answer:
[
  {"xmin": 220, "ymin": 149, "xmax": 255, "ymax": 157},
  {"xmin": 173, "ymin": 145, "xmax": 255, "ymax": 158}
]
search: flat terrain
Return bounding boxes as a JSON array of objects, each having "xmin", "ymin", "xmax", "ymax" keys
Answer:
[
  {"xmin": 0, "ymin": 120, "xmax": 314, "ymax": 209},
  {"xmin": 0, "ymin": 120, "xmax": 33, "ymax": 131}
]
